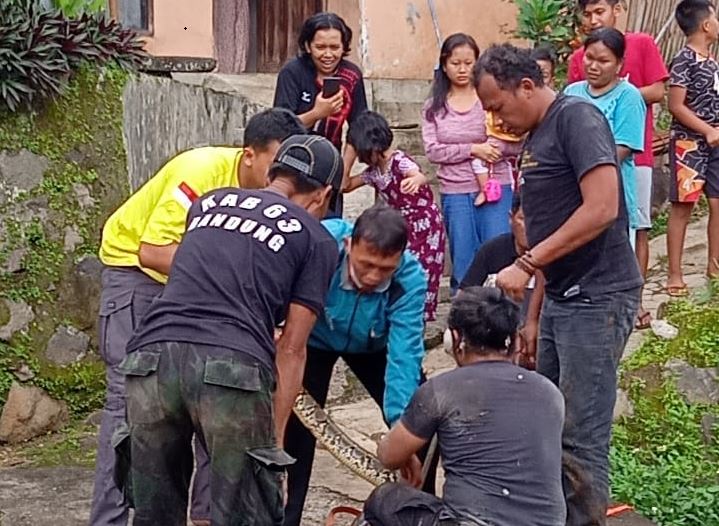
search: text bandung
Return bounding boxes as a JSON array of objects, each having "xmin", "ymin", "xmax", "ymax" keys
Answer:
[{"xmin": 186, "ymin": 193, "xmax": 304, "ymax": 253}]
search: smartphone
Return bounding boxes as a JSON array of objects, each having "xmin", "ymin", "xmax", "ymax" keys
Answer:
[{"xmin": 322, "ymin": 76, "xmax": 341, "ymax": 98}]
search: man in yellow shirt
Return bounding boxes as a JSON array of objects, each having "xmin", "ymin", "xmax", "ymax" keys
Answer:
[{"xmin": 90, "ymin": 108, "xmax": 305, "ymax": 526}]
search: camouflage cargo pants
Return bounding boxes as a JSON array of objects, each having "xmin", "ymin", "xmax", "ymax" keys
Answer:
[{"xmin": 121, "ymin": 341, "xmax": 295, "ymax": 526}]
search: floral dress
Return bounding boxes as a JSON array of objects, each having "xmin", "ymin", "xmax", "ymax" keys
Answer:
[{"xmin": 361, "ymin": 150, "xmax": 446, "ymax": 321}]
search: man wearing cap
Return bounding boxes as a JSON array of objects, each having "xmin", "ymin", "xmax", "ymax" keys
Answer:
[
  {"xmin": 90, "ymin": 108, "xmax": 305, "ymax": 526},
  {"xmin": 283, "ymin": 204, "xmax": 432, "ymax": 526},
  {"xmin": 121, "ymin": 135, "xmax": 342, "ymax": 525}
]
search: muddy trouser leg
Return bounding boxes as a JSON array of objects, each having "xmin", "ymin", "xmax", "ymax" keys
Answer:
[
  {"xmin": 126, "ymin": 342, "xmax": 283, "ymax": 526},
  {"xmin": 89, "ymin": 267, "xmax": 163, "ymax": 526},
  {"xmin": 536, "ymin": 289, "xmax": 639, "ymax": 526},
  {"xmin": 363, "ymin": 483, "xmax": 443, "ymax": 526},
  {"xmin": 192, "ymin": 345, "xmax": 284, "ymax": 526},
  {"xmin": 283, "ymin": 348, "xmax": 339, "ymax": 526},
  {"xmin": 189, "ymin": 435, "xmax": 211, "ymax": 522},
  {"xmin": 125, "ymin": 343, "xmax": 194, "ymax": 526},
  {"xmin": 344, "ymin": 351, "xmax": 439, "ymax": 494}
]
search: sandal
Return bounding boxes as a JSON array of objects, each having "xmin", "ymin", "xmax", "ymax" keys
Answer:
[
  {"xmin": 634, "ymin": 310, "xmax": 652, "ymax": 330},
  {"xmin": 663, "ymin": 284, "xmax": 689, "ymax": 297}
]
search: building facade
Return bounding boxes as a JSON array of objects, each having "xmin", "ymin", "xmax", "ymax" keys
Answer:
[{"xmin": 110, "ymin": 0, "xmax": 522, "ymax": 79}]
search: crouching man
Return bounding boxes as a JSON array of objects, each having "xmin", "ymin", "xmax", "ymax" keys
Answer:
[
  {"xmin": 121, "ymin": 135, "xmax": 342, "ymax": 525},
  {"xmin": 283, "ymin": 204, "xmax": 435, "ymax": 526},
  {"xmin": 363, "ymin": 287, "xmax": 566, "ymax": 526}
]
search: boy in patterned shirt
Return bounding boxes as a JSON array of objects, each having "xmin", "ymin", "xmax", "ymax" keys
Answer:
[{"xmin": 666, "ymin": 0, "xmax": 719, "ymax": 295}]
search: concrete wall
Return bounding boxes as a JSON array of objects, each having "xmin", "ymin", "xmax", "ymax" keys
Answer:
[
  {"xmin": 134, "ymin": 0, "xmax": 520, "ymax": 78},
  {"xmin": 123, "ymin": 74, "xmax": 264, "ymax": 190},
  {"xmin": 142, "ymin": 0, "xmax": 214, "ymax": 58},
  {"xmin": 328, "ymin": 0, "xmax": 521, "ymax": 79},
  {"xmin": 122, "ymin": 72, "xmax": 377, "ymax": 220}
]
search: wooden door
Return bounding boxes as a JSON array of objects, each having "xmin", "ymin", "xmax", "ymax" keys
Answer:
[
  {"xmin": 214, "ymin": 0, "xmax": 251, "ymax": 73},
  {"xmin": 256, "ymin": 0, "xmax": 324, "ymax": 73}
]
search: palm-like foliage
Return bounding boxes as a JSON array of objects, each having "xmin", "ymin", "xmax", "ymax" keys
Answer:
[{"xmin": 0, "ymin": 0, "xmax": 146, "ymax": 111}]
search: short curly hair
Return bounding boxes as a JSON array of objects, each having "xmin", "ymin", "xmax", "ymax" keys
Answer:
[{"xmin": 473, "ymin": 44, "xmax": 544, "ymax": 91}]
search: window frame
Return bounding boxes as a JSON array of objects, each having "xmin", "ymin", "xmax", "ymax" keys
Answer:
[{"xmin": 109, "ymin": 0, "xmax": 154, "ymax": 36}]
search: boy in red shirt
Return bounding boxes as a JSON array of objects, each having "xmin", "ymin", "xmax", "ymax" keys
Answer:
[{"xmin": 568, "ymin": 0, "xmax": 669, "ymax": 329}]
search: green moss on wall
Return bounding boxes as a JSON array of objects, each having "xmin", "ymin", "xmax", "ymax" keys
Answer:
[
  {"xmin": 0, "ymin": 301, "xmax": 10, "ymax": 327},
  {"xmin": 0, "ymin": 66, "xmax": 131, "ymax": 415}
]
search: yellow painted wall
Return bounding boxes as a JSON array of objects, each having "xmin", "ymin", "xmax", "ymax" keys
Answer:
[
  {"xmin": 329, "ymin": 0, "xmax": 521, "ymax": 79},
  {"xmin": 142, "ymin": 0, "xmax": 214, "ymax": 58},
  {"xmin": 138, "ymin": 0, "xmax": 526, "ymax": 76}
]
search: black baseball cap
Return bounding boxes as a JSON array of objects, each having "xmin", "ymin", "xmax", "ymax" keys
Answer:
[{"xmin": 270, "ymin": 134, "xmax": 344, "ymax": 191}]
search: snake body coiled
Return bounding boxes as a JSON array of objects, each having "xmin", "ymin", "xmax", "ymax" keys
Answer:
[{"xmin": 292, "ymin": 391, "xmax": 397, "ymax": 486}]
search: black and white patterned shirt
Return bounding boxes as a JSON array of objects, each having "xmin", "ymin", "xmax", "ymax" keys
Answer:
[{"xmin": 670, "ymin": 46, "xmax": 719, "ymax": 137}]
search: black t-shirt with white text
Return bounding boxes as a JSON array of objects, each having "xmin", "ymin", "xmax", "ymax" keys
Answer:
[
  {"xmin": 519, "ymin": 95, "xmax": 642, "ymax": 299},
  {"xmin": 127, "ymin": 188, "xmax": 339, "ymax": 371}
]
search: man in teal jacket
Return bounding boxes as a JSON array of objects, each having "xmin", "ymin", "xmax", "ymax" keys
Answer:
[{"xmin": 283, "ymin": 204, "xmax": 430, "ymax": 526}]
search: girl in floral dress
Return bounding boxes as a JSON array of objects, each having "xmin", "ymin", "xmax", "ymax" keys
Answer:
[{"xmin": 344, "ymin": 111, "xmax": 445, "ymax": 321}]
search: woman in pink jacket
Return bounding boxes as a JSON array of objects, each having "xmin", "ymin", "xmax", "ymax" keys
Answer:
[{"xmin": 422, "ymin": 33, "xmax": 519, "ymax": 291}]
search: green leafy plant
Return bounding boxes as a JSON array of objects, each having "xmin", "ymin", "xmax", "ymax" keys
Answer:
[
  {"xmin": 54, "ymin": 0, "xmax": 106, "ymax": 17},
  {"xmin": 514, "ymin": 0, "xmax": 578, "ymax": 50},
  {"xmin": 514, "ymin": 0, "xmax": 580, "ymax": 84},
  {"xmin": 611, "ymin": 291, "xmax": 719, "ymax": 524},
  {"xmin": 0, "ymin": 0, "xmax": 145, "ymax": 111}
]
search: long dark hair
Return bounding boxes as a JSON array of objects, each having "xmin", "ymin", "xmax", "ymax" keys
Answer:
[
  {"xmin": 425, "ymin": 33, "xmax": 480, "ymax": 122},
  {"xmin": 297, "ymin": 12, "xmax": 352, "ymax": 58}
]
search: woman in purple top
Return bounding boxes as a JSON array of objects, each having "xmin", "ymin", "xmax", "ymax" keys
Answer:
[
  {"xmin": 422, "ymin": 33, "xmax": 514, "ymax": 291},
  {"xmin": 346, "ymin": 111, "xmax": 445, "ymax": 321}
]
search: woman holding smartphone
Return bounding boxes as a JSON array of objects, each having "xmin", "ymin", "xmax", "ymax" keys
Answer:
[{"xmin": 273, "ymin": 12, "xmax": 368, "ymax": 216}]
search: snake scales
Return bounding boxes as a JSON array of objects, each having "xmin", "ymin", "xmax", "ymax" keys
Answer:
[{"xmin": 293, "ymin": 391, "xmax": 398, "ymax": 486}]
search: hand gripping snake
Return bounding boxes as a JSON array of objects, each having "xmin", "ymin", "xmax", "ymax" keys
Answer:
[{"xmin": 292, "ymin": 391, "xmax": 398, "ymax": 486}]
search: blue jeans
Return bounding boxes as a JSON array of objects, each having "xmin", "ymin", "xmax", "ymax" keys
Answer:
[
  {"xmin": 441, "ymin": 186, "xmax": 512, "ymax": 290},
  {"xmin": 537, "ymin": 288, "xmax": 640, "ymax": 526}
]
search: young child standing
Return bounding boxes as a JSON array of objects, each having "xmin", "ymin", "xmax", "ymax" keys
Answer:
[
  {"xmin": 345, "ymin": 111, "xmax": 445, "ymax": 321},
  {"xmin": 666, "ymin": 0, "xmax": 719, "ymax": 295}
]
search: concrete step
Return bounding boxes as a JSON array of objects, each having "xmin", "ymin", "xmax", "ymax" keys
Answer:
[
  {"xmin": 391, "ymin": 127, "xmax": 425, "ymax": 157},
  {"xmin": 171, "ymin": 72, "xmax": 278, "ymax": 108},
  {"xmin": 369, "ymin": 78, "xmax": 430, "ymax": 127},
  {"xmin": 374, "ymin": 100, "xmax": 425, "ymax": 127},
  {"xmin": 607, "ymin": 508, "xmax": 657, "ymax": 525},
  {"xmin": 369, "ymin": 78, "xmax": 431, "ymax": 105}
]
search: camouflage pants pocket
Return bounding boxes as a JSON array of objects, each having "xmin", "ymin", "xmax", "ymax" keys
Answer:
[
  {"xmin": 239, "ymin": 447, "xmax": 295, "ymax": 526},
  {"xmin": 121, "ymin": 350, "xmax": 164, "ymax": 425}
]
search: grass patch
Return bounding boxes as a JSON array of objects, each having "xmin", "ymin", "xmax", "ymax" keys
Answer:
[
  {"xmin": 623, "ymin": 294, "xmax": 719, "ymax": 372},
  {"xmin": 2, "ymin": 420, "xmax": 97, "ymax": 468},
  {"xmin": 610, "ymin": 292, "xmax": 719, "ymax": 525},
  {"xmin": 649, "ymin": 208, "xmax": 669, "ymax": 240}
]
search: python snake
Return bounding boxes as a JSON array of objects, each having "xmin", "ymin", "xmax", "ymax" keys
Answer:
[{"xmin": 292, "ymin": 391, "xmax": 398, "ymax": 486}]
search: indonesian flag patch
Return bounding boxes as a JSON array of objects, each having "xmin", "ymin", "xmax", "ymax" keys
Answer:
[{"xmin": 172, "ymin": 182, "xmax": 199, "ymax": 210}]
